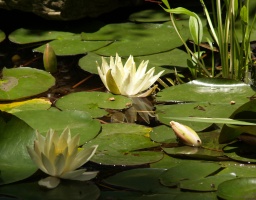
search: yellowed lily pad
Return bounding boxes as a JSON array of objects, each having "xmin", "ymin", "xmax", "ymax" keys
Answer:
[{"xmin": 0, "ymin": 98, "xmax": 51, "ymax": 113}]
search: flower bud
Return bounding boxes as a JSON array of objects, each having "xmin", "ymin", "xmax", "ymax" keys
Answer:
[
  {"xmin": 170, "ymin": 121, "xmax": 202, "ymax": 147},
  {"xmin": 43, "ymin": 43, "xmax": 57, "ymax": 73}
]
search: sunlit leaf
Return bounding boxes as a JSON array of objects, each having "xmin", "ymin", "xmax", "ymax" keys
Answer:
[
  {"xmin": 55, "ymin": 91, "xmax": 132, "ymax": 118},
  {"xmin": 0, "ymin": 67, "xmax": 55, "ymax": 101}
]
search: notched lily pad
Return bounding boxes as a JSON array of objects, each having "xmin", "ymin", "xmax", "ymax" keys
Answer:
[
  {"xmin": 55, "ymin": 91, "xmax": 132, "ymax": 118},
  {"xmin": 0, "ymin": 67, "xmax": 55, "ymax": 101},
  {"xmin": 34, "ymin": 39, "xmax": 112, "ymax": 56},
  {"xmin": 83, "ymin": 133, "xmax": 162, "ymax": 166}
]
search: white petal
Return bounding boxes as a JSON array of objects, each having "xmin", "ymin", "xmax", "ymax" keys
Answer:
[
  {"xmin": 41, "ymin": 152, "xmax": 56, "ymax": 176},
  {"xmin": 54, "ymin": 152, "xmax": 67, "ymax": 176},
  {"xmin": 135, "ymin": 60, "xmax": 148, "ymax": 79},
  {"xmin": 68, "ymin": 134, "xmax": 80, "ymax": 152},
  {"xmin": 97, "ymin": 66, "xmax": 109, "ymax": 91},
  {"xmin": 27, "ymin": 146, "xmax": 48, "ymax": 174},
  {"xmin": 35, "ymin": 131, "xmax": 45, "ymax": 153},
  {"xmin": 38, "ymin": 176, "xmax": 60, "ymax": 189},
  {"xmin": 60, "ymin": 169, "xmax": 98, "ymax": 181},
  {"xmin": 69, "ymin": 145, "xmax": 98, "ymax": 171}
]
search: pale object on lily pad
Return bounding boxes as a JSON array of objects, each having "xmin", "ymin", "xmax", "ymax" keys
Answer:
[
  {"xmin": 97, "ymin": 53, "xmax": 164, "ymax": 97},
  {"xmin": 27, "ymin": 127, "xmax": 98, "ymax": 189},
  {"xmin": 170, "ymin": 121, "xmax": 202, "ymax": 147}
]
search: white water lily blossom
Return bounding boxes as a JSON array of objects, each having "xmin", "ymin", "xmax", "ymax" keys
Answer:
[
  {"xmin": 170, "ymin": 121, "xmax": 202, "ymax": 147},
  {"xmin": 27, "ymin": 128, "xmax": 98, "ymax": 189},
  {"xmin": 97, "ymin": 53, "xmax": 164, "ymax": 97}
]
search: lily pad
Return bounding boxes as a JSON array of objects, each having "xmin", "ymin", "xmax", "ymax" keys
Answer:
[
  {"xmin": 180, "ymin": 174, "xmax": 235, "ymax": 192},
  {"xmin": 34, "ymin": 39, "xmax": 112, "ymax": 56},
  {"xmin": 78, "ymin": 49, "xmax": 189, "ymax": 75},
  {"xmin": 100, "ymin": 123, "xmax": 152, "ymax": 137},
  {"xmin": 156, "ymin": 103, "xmax": 241, "ymax": 131},
  {"xmin": 0, "ymin": 29, "xmax": 6, "ymax": 43},
  {"xmin": 0, "ymin": 180, "xmax": 100, "ymax": 200},
  {"xmin": 8, "ymin": 28, "xmax": 75, "ymax": 44},
  {"xmin": 217, "ymin": 177, "xmax": 256, "ymax": 200},
  {"xmin": 0, "ymin": 67, "xmax": 55, "ymax": 101},
  {"xmin": 93, "ymin": 21, "xmax": 189, "ymax": 56},
  {"xmin": 13, "ymin": 109, "xmax": 101, "ymax": 145},
  {"xmin": 103, "ymin": 168, "xmax": 176, "ymax": 194},
  {"xmin": 55, "ymin": 91, "xmax": 132, "ymax": 118},
  {"xmin": 150, "ymin": 125, "xmax": 177, "ymax": 143},
  {"xmin": 156, "ymin": 78, "xmax": 254, "ymax": 103},
  {"xmin": 0, "ymin": 98, "xmax": 51, "ymax": 113},
  {"xmin": 83, "ymin": 131, "xmax": 162, "ymax": 166},
  {"xmin": 155, "ymin": 78, "xmax": 254, "ymax": 130},
  {"xmin": 0, "ymin": 112, "xmax": 37, "ymax": 185},
  {"xmin": 78, "ymin": 52, "xmax": 103, "ymax": 74},
  {"xmin": 159, "ymin": 161, "xmax": 221, "ymax": 187},
  {"xmin": 162, "ymin": 146, "xmax": 224, "ymax": 160}
]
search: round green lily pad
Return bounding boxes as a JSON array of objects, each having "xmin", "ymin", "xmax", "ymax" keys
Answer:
[
  {"xmin": 0, "ymin": 67, "xmax": 55, "ymax": 101},
  {"xmin": 55, "ymin": 91, "xmax": 132, "ymax": 118},
  {"xmin": 217, "ymin": 177, "xmax": 256, "ymax": 199}
]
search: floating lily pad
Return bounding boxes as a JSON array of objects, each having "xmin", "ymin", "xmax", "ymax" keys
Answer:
[
  {"xmin": 134, "ymin": 49, "xmax": 190, "ymax": 75},
  {"xmin": 162, "ymin": 146, "xmax": 224, "ymax": 160},
  {"xmin": 0, "ymin": 67, "xmax": 55, "ymax": 101},
  {"xmin": 0, "ymin": 112, "xmax": 37, "ymax": 185},
  {"xmin": 155, "ymin": 78, "xmax": 254, "ymax": 130},
  {"xmin": 0, "ymin": 180, "xmax": 100, "ymax": 200},
  {"xmin": 8, "ymin": 28, "xmax": 75, "ymax": 44},
  {"xmin": 13, "ymin": 110, "xmax": 101, "ymax": 145},
  {"xmin": 0, "ymin": 98, "xmax": 51, "ymax": 113},
  {"xmin": 79, "ymin": 49, "xmax": 189, "ymax": 75},
  {"xmin": 0, "ymin": 29, "xmax": 6, "ymax": 43},
  {"xmin": 180, "ymin": 174, "xmax": 235, "ymax": 192},
  {"xmin": 100, "ymin": 123, "xmax": 152, "ymax": 137},
  {"xmin": 159, "ymin": 161, "xmax": 221, "ymax": 187},
  {"xmin": 103, "ymin": 168, "xmax": 175, "ymax": 193},
  {"xmin": 34, "ymin": 39, "xmax": 112, "ymax": 56},
  {"xmin": 55, "ymin": 91, "xmax": 132, "ymax": 118},
  {"xmin": 156, "ymin": 78, "xmax": 254, "ymax": 103},
  {"xmin": 83, "ymin": 131, "xmax": 162, "ymax": 166},
  {"xmin": 93, "ymin": 21, "xmax": 189, "ymax": 56},
  {"xmin": 150, "ymin": 125, "xmax": 176, "ymax": 143},
  {"xmin": 217, "ymin": 177, "xmax": 256, "ymax": 199}
]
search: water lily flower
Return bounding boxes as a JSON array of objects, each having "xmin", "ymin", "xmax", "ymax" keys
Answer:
[
  {"xmin": 97, "ymin": 53, "xmax": 164, "ymax": 97},
  {"xmin": 27, "ymin": 128, "xmax": 98, "ymax": 189},
  {"xmin": 170, "ymin": 121, "xmax": 202, "ymax": 147}
]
